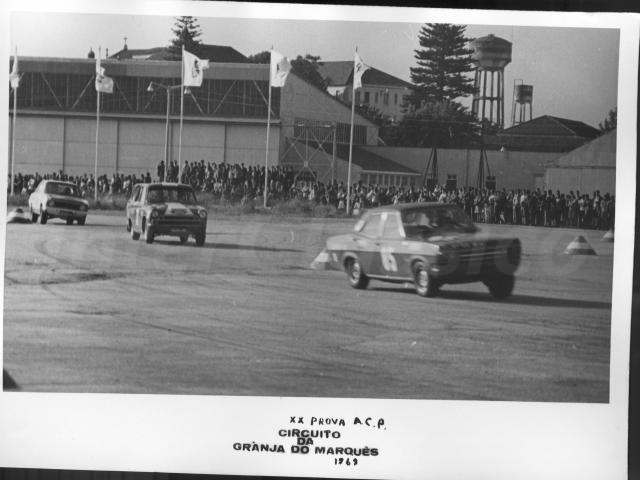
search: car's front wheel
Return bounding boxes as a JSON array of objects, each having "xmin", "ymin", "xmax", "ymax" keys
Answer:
[
  {"xmin": 129, "ymin": 220, "xmax": 140, "ymax": 240},
  {"xmin": 143, "ymin": 219, "xmax": 154, "ymax": 244},
  {"xmin": 179, "ymin": 235, "xmax": 189, "ymax": 244},
  {"xmin": 346, "ymin": 257, "xmax": 369, "ymax": 289},
  {"xmin": 30, "ymin": 207, "xmax": 38, "ymax": 223},
  {"xmin": 195, "ymin": 232, "xmax": 205, "ymax": 247},
  {"xmin": 413, "ymin": 261, "xmax": 439, "ymax": 297},
  {"xmin": 66, "ymin": 218, "xmax": 74, "ymax": 225},
  {"xmin": 77, "ymin": 217, "xmax": 86, "ymax": 226},
  {"xmin": 484, "ymin": 274, "xmax": 515, "ymax": 299}
]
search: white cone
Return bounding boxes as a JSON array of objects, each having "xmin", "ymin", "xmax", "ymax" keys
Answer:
[
  {"xmin": 310, "ymin": 248, "xmax": 338, "ymax": 270},
  {"xmin": 601, "ymin": 229, "xmax": 614, "ymax": 242},
  {"xmin": 7, "ymin": 207, "xmax": 32, "ymax": 224},
  {"xmin": 564, "ymin": 235, "xmax": 596, "ymax": 255}
]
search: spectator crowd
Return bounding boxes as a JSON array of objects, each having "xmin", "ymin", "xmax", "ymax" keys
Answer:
[{"xmin": 9, "ymin": 158, "xmax": 615, "ymax": 230}]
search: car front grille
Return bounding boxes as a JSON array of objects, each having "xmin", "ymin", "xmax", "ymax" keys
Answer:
[{"xmin": 51, "ymin": 200, "xmax": 83, "ymax": 210}]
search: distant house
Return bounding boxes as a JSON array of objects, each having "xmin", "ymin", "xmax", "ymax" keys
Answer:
[
  {"xmin": 317, "ymin": 61, "xmax": 413, "ymax": 122},
  {"xmin": 485, "ymin": 115, "xmax": 600, "ymax": 153},
  {"xmin": 109, "ymin": 43, "xmax": 249, "ymax": 63}
]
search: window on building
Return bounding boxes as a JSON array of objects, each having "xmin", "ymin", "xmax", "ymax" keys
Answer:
[
  {"xmin": 355, "ymin": 90, "xmax": 361, "ymax": 104},
  {"xmin": 363, "ymin": 92, "xmax": 370, "ymax": 104},
  {"xmin": 394, "ymin": 93, "xmax": 398, "ymax": 105},
  {"xmin": 374, "ymin": 92, "xmax": 379, "ymax": 104},
  {"xmin": 383, "ymin": 92, "xmax": 389, "ymax": 106}
]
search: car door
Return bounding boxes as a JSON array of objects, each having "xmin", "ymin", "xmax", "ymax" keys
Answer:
[
  {"xmin": 378, "ymin": 211, "xmax": 410, "ymax": 279},
  {"xmin": 127, "ymin": 185, "xmax": 142, "ymax": 231},
  {"xmin": 355, "ymin": 212, "xmax": 384, "ymax": 276}
]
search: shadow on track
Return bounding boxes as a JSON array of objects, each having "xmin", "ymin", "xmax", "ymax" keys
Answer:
[
  {"xmin": 370, "ymin": 286, "xmax": 611, "ymax": 309},
  {"xmin": 151, "ymin": 239, "xmax": 301, "ymax": 253}
]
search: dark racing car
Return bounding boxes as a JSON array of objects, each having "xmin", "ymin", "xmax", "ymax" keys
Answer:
[
  {"xmin": 324, "ymin": 202, "xmax": 521, "ymax": 298},
  {"xmin": 126, "ymin": 183, "xmax": 207, "ymax": 246}
]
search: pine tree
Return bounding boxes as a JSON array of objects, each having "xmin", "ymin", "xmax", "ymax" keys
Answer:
[
  {"xmin": 598, "ymin": 107, "xmax": 617, "ymax": 133},
  {"xmin": 167, "ymin": 16, "xmax": 203, "ymax": 59},
  {"xmin": 409, "ymin": 23, "xmax": 475, "ymax": 107}
]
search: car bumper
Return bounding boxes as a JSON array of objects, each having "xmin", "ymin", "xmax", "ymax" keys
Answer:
[
  {"xmin": 148, "ymin": 219, "xmax": 206, "ymax": 236},
  {"xmin": 46, "ymin": 207, "xmax": 87, "ymax": 219}
]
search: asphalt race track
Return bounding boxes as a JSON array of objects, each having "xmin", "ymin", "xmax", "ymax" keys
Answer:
[{"xmin": 3, "ymin": 212, "xmax": 613, "ymax": 402}]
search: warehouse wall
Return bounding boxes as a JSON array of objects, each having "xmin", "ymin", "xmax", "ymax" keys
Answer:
[
  {"xmin": 544, "ymin": 167, "xmax": 616, "ymax": 195},
  {"xmin": 363, "ymin": 146, "xmax": 562, "ymax": 191},
  {"xmin": 9, "ymin": 114, "xmax": 280, "ymax": 177}
]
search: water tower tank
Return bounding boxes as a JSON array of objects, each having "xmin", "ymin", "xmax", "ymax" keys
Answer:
[
  {"xmin": 515, "ymin": 84, "xmax": 533, "ymax": 103},
  {"xmin": 471, "ymin": 34, "xmax": 512, "ymax": 70}
]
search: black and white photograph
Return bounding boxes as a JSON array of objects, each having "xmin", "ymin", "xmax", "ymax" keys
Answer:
[{"xmin": 0, "ymin": 1, "xmax": 637, "ymax": 479}]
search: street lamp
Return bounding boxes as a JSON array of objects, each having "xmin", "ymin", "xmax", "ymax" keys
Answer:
[{"xmin": 147, "ymin": 81, "xmax": 184, "ymax": 183}]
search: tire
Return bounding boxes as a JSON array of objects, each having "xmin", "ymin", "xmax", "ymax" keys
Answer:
[
  {"xmin": 66, "ymin": 218, "xmax": 74, "ymax": 225},
  {"xmin": 195, "ymin": 232, "xmax": 205, "ymax": 247},
  {"xmin": 30, "ymin": 208, "xmax": 38, "ymax": 223},
  {"xmin": 413, "ymin": 261, "xmax": 438, "ymax": 297},
  {"xmin": 484, "ymin": 274, "xmax": 515, "ymax": 299},
  {"xmin": 346, "ymin": 257, "xmax": 369, "ymax": 289},
  {"xmin": 130, "ymin": 220, "xmax": 140, "ymax": 240},
  {"xmin": 179, "ymin": 235, "xmax": 189, "ymax": 244},
  {"xmin": 39, "ymin": 206, "xmax": 48, "ymax": 224},
  {"xmin": 77, "ymin": 217, "xmax": 86, "ymax": 226},
  {"xmin": 143, "ymin": 220, "xmax": 154, "ymax": 244}
]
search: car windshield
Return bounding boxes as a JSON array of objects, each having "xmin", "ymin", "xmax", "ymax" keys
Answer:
[
  {"xmin": 44, "ymin": 182, "xmax": 80, "ymax": 197},
  {"xmin": 147, "ymin": 186, "xmax": 198, "ymax": 204},
  {"xmin": 402, "ymin": 205, "xmax": 475, "ymax": 237}
]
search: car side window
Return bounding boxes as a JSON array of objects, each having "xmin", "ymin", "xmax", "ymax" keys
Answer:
[
  {"xmin": 132, "ymin": 186, "xmax": 142, "ymax": 202},
  {"xmin": 360, "ymin": 214, "xmax": 382, "ymax": 238},
  {"xmin": 381, "ymin": 213, "xmax": 403, "ymax": 239}
]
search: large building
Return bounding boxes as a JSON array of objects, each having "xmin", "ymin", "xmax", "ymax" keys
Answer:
[{"xmin": 7, "ymin": 53, "xmax": 378, "ymax": 182}]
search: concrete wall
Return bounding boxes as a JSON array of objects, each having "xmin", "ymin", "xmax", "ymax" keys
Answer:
[
  {"xmin": 282, "ymin": 143, "xmax": 363, "ymax": 184},
  {"xmin": 9, "ymin": 113, "xmax": 280, "ymax": 177},
  {"xmin": 545, "ymin": 167, "xmax": 616, "ymax": 195},
  {"xmin": 363, "ymin": 146, "xmax": 563, "ymax": 191}
]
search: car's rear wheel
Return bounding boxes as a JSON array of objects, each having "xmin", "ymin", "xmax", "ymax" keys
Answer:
[
  {"xmin": 30, "ymin": 208, "xmax": 38, "ymax": 223},
  {"xmin": 179, "ymin": 235, "xmax": 189, "ymax": 244},
  {"xmin": 484, "ymin": 274, "xmax": 515, "ymax": 299},
  {"xmin": 39, "ymin": 206, "xmax": 48, "ymax": 224},
  {"xmin": 346, "ymin": 257, "xmax": 369, "ymax": 289},
  {"xmin": 195, "ymin": 232, "xmax": 205, "ymax": 247},
  {"xmin": 77, "ymin": 217, "xmax": 86, "ymax": 226},
  {"xmin": 143, "ymin": 219, "xmax": 154, "ymax": 244},
  {"xmin": 66, "ymin": 218, "xmax": 74, "ymax": 225},
  {"xmin": 413, "ymin": 261, "xmax": 438, "ymax": 297}
]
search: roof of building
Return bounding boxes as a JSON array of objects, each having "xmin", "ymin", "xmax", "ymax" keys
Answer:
[
  {"xmin": 110, "ymin": 44, "xmax": 249, "ymax": 63},
  {"xmin": 484, "ymin": 115, "xmax": 601, "ymax": 153},
  {"xmin": 499, "ymin": 115, "xmax": 600, "ymax": 139},
  {"xmin": 335, "ymin": 144, "xmax": 419, "ymax": 174},
  {"xmin": 548, "ymin": 129, "xmax": 616, "ymax": 169},
  {"xmin": 318, "ymin": 61, "xmax": 413, "ymax": 89}
]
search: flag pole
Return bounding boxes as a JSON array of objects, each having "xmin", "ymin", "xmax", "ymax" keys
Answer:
[
  {"xmin": 346, "ymin": 47, "xmax": 357, "ymax": 216},
  {"xmin": 178, "ymin": 45, "xmax": 185, "ymax": 183},
  {"xmin": 10, "ymin": 47, "xmax": 18, "ymax": 197},
  {"xmin": 94, "ymin": 47, "xmax": 101, "ymax": 201},
  {"xmin": 263, "ymin": 51, "xmax": 273, "ymax": 208}
]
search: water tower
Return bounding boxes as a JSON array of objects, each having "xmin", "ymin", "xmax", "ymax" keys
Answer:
[
  {"xmin": 511, "ymin": 81, "xmax": 533, "ymax": 126},
  {"xmin": 471, "ymin": 34, "xmax": 512, "ymax": 129}
]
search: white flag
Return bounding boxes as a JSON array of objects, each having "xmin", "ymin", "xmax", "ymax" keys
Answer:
[
  {"xmin": 183, "ymin": 49, "xmax": 209, "ymax": 87},
  {"xmin": 270, "ymin": 50, "xmax": 291, "ymax": 88},
  {"xmin": 95, "ymin": 55, "xmax": 114, "ymax": 94},
  {"xmin": 353, "ymin": 52, "xmax": 369, "ymax": 90},
  {"xmin": 9, "ymin": 49, "xmax": 20, "ymax": 89}
]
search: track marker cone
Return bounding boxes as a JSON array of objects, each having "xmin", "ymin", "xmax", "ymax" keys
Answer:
[
  {"xmin": 564, "ymin": 235, "xmax": 596, "ymax": 255},
  {"xmin": 601, "ymin": 229, "xmax": 614, "ymax": 242}
]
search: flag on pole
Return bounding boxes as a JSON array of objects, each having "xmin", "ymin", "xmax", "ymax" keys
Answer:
[
  {"xmin": 270, "ymin": 50, "xmax": 291, "ymax": 88},
  {"xmin": 95, "ymin": 55, "xmax": 114, "ymax": 94},
  {"xmin": 183, "ymin": 49, "xmax": 209, "ymax": 87},
  {"xmin": 353, "ymin": 52, "xmax": 369, "ymax": 90},
  {"xmin": 9, "ymin": 48, "xmax": 20, "ymax": 89}
]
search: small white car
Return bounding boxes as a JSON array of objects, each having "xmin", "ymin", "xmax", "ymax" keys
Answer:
[{"xmin": 28, "ymin": 180, "xmax": 89, "ymax": 225}]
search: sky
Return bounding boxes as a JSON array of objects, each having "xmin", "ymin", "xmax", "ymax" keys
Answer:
[{"xmin": 8, "ymin": 5, "xmax": 620, "ymax": 129}]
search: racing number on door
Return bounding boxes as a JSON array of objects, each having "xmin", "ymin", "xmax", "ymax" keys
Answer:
[{"xmin": 380, "ymin": 247, "xmax": 398, "ymax": 272}]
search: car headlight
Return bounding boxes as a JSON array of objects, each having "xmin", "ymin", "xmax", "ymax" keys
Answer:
[
  {"xmin": 79, "ymin": 204, "xmax": 88, "ymax": 212},
  {"xmin": 198, "ymin": 210, "xmax": 207, "ymax": 218}
]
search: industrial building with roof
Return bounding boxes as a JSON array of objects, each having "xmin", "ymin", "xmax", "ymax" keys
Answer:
[{"xmin": 7, "ymin": 40, "xmax": 615, "ymax": 193}]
